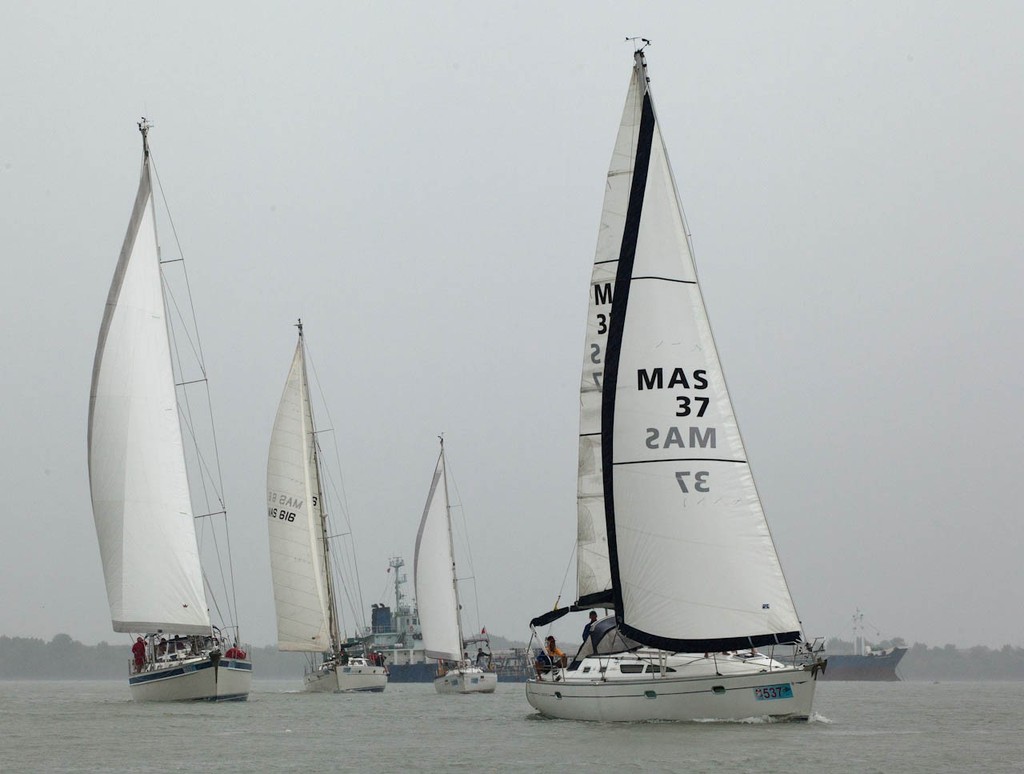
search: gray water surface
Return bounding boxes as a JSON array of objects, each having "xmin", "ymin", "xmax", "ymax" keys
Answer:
[{"xmin": 3, "ymin": 679, "xmax": 1022, "ymax": 772}]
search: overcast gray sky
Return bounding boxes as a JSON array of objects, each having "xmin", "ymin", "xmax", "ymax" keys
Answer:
[{"xmin": 2, "ymin": 1, "xmax": 1021, "ymax": 651}]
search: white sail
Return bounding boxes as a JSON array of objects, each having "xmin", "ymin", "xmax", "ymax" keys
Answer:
[
  {"xmin": 603, "ymin": 53, "xmax": 801, "ymax": 650},
  {"xmin": 576, "ymin": 66, "xmax": 646, "ymax": 604},
  {"xmin": 413, "ymin": 449, "xmax": 462, "ymax": 662},
  {"xmin": 266, "ymin": 337, "xmax": 332, "ymax": 652},
  {"xmin": 87, "ymin": 153, "xmax": 210, "ymax": 635}
]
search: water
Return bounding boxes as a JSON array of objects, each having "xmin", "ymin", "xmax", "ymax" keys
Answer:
[{"xmin": 3, "ymin": 680, "xmax": 1022, "ymax": 772}]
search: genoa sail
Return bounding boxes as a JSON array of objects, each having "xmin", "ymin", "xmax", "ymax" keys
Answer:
[
  {"xmin": 87, "ymin": 146, "xmax": 210, "ymax": 635},
  {"xmin": 601, "ymin": 52, "xmax": 802, "ymax": 652},
  {"xmin": 266, "ymin": 333, "xmax": 334, "ymax": 652}
]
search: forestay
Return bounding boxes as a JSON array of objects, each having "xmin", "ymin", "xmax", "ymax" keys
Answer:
[
  {"xmin": 87, "ymin": 151, "xmax": 210, "ymax": 635},
  {"xmin": 602, "ymin": 52, "xmax": 802, "ymax": 652}
]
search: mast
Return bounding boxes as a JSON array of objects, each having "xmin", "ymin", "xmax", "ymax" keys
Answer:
[
  {"xmin": 389, "ymin": 556, "xmax": 407, "ymax": 613},
  {"xmin": 439, "ymin": 437, "xmax": 466, "ymax": 665},
  {"xmin": 298, "ymin": 319, "xmax": 343, "ymax": 655}
]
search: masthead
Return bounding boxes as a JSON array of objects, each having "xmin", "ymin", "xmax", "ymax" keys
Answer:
[{"xmin": 137, "ymin": 117, "xmax": 153, "ymax": 158}]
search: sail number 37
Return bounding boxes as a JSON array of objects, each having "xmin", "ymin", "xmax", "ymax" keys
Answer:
[{"xmin": 675, "ymin": 471, "xmax": 710, "ymax": 493}]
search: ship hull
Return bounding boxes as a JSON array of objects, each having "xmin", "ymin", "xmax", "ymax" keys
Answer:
[
  {"xmin": 526, "ymin": 653, "xmax": 818, "ymax": 722},
  {"xmin": 385, "ymin": 662, "xmax": 524, "ymax": 683},
  {"xmin": 129, "ymin": 656, "xmax": 251, "ymax": 702},
  {"xmin": 434, "ymin": 668, "xmax": 498, "ymax": 694},
  {"xmin": 820, "ymin": 648, "xmax": 906, "ymax": 681},
  {"xmin": 304, "ymin": 663, "xmax": 388, "ymax": 693}
]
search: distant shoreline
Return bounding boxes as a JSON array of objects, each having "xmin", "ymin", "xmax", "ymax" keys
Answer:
[{"xmin": 5, "ymin": 634, "xmax": 1024, "ymax": 681}]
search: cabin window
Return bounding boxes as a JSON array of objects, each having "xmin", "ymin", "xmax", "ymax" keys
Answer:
[
  {"xmin": 644, "ymin": 665, "xmax": 676, "ymax": 673},
  {"xmin": 619, "ymin": 664, "xmax": 645, "ymax": 674},
  {"xmin": 582, "ymin": 667, "xmax": 591, "ymax": 674}
]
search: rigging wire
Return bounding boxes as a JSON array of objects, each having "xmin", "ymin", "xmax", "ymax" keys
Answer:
[
  {"xmin": 444, "ymin": 452, "xmax": 484, "ymax": 636},
  {"xmin": 304, "ymin": 335, "xmax": 371, "ymax": 635},
  {"xmin": 151, "ymin": 151, "xmax": 239, "ymax": 636}
]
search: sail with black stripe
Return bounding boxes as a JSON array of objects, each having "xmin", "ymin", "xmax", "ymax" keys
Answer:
[{"xmin": 600, "ymin": 51, "xmax": 803, "ymax": 652}]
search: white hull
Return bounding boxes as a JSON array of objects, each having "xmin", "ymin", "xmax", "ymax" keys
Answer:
[
  {"xmin": 434, "ymin": 667, "xmax": 498, "ymax": 694},
  {"xmin": 129, "ymin": 656, "xmax": 251, "ymax": 702},
  {"xmin": 526, "ymin": 652, "xmax": 817, "ymax": 721},
  {"xmin": 304, "ymin": 662, "xmax": 388, "ymax": 693}
]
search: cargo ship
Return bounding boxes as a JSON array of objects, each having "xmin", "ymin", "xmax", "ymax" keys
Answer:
[
  {"xmin": 820, "ymin": 647, "xmax": 906, "ymax": 681},
  {"xmin": 820, "ymin": 610, "xmax": 905, "ymax": 681},
  {"xmin": 361, "ymin": 557, "xmax": 528, "ymax": 682}
]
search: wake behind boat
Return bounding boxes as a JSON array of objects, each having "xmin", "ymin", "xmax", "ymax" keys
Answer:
[
  {"xmin": 414, "ymin": 439, "xmax": 497, "ymax": 694},
  {"xmin": 266, "ymin": 321, "xmax": 387, "ymax": 693},
  {"xmin": 88, "ymin": 120, "xmax": 251, "ymax": 702},
  {"xmin": 525, "ymin": 47, "xmax": 824, "ymax": 722}
]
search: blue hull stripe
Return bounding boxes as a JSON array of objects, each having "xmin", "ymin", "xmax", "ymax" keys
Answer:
[{"xmin": 129, "ymin": 659, "xmax": 252, "ymax": 686}]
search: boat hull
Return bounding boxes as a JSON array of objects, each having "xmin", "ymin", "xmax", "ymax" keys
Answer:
[
  {"xmin": 526, "ymin": 656, "xmax": 817, "ymax": 722},
  {"xmin": 820, "ymin": 648, "xmax": 906, "ymax": 681},
  {"xmin": 304, "ymin": 663, "xmax": 388, "ymax": 693},
  {"xmin": 129, "ymin": 657, "xmax": 251, "ymax": 702},
  {"xmin": 434, "ymin": 668, "xmax": 498, "ymax": 694}
]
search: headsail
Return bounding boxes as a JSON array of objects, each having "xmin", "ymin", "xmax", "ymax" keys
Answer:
[
  {"xmin": 267, "ymin": 331, "xmax": 333, "ymax": 651},
  {"xmin": 601, "ymin": 52, "xmax": 802, "ymax": 652},
  {"xmin": 87, "ymin": 130, "xmax": 210, "ymax": 635},
  {"xmin": 413, "ymin": 445, "xmax": 462, "ymax": 662}
]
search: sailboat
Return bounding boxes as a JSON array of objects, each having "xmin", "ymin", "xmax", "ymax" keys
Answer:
[
  {"xmin": 87, "ymin": 120, "xmax": 252, "ymax": 702},
  {"xmin": 266, "ymin": 321, "xmax": 387, "ymax": 693},
  {"xmin": 414, "ymin": 439, "xmax": 497, "ymax": 694},
  {"xmin": 525, "ymin": 48, "xmax": 824, "ymax": 722}
]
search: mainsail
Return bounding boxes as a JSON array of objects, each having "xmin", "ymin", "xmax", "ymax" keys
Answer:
[
  {"xmin": 266, "ymin": 331, "xmax": 334, "ymax": 652},
  {"xmin": 601, "ymin": 52, "xmax": 802, "ymax": 652},
  {"xmin": 576, "ymin": 62, "xmax": 647, "ymax": 608},
  {"xmin": 87, "ymin": 138, "xmax": 210, "ymax": 635},
  {"xmin": 413, "ymin": 446, "xmax": 462, "ymax": 662}
]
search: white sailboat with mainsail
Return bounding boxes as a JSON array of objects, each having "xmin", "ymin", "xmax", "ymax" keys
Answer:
[
  {"xmin": 88, "ymin": 119, "xmax": 252, "ymax": 702},
  {"xmin": 525, "ymin": 47, "xmax": 824, "ymax": 722},
  {"xmin": 414, "ymin": 439, "xmax": 497, "ymax": 694},
  {"xmin": 267, "ymin": 321, "xmax": 387, "ymax": 693}
]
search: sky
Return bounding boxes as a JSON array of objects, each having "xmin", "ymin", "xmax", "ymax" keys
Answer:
[{"xmin": 1, "ymin": 1, "xmax": 1021, "ymax": 651}]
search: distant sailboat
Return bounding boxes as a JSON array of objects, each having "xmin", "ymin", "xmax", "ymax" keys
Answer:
[
  {"xmin": 266, "ymin": 321, "xmax": 387, "ymax": 693},
  {"xmin": 88, "ymin": 119, "xmax": 252, "ymax": 702},
  {"xmin": 414, "ymin": 439, "xmax": 497, "ymax": 694},
  {"xmin": 525, "ymin": 47, "xmax": 824, "ymax": 722}
]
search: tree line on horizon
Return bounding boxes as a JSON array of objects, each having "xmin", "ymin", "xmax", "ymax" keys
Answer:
[
  {"xmin": 5, "ymin": 634, "xmax": 1024, "ymax": 681},
  {"xmin": 0, "ymin": 633, "xmax": 525, "ymax": 680}
]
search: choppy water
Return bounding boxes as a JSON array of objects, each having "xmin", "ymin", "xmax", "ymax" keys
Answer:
[{"xmin": 2, "ymin": 679, "xmax": 1022, "ymax": 772}]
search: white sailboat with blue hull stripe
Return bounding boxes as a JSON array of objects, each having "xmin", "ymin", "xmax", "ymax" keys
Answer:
[
  {"xmin": 525, "ymin": 47, "xmax": 824, "ymax": 722},
  {"xmin": 89, "ymin": 120, "xmax": 251, "ymax": 702}
]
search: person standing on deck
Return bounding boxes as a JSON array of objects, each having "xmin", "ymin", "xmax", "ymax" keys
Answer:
[
  {"xmin": 131, "ymin": 637, "xmax": 146, "ymax": 672},
  {"xmin": 582, "ymin": 610, "xmax": 598, "ymax": 643}
]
